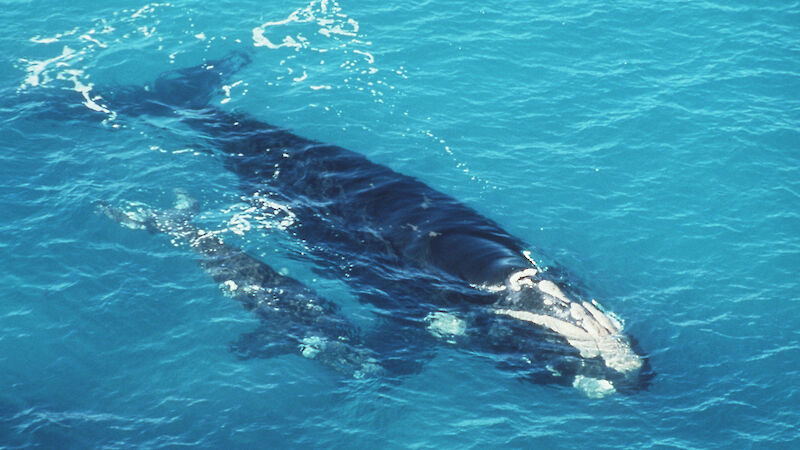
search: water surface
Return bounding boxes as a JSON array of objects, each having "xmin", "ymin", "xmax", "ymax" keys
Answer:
[{"xmin": 1, "ymin": 0, "xmax": 799, "ymax": 447}]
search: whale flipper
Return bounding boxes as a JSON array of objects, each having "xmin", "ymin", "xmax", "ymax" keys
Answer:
[
  {"xmin": 362, "ymin": 318, "xmax": 439, "ymax": 377},
  {"xmin": 229, "ymin": 326, "xmax": 298, "ymax": 360}
]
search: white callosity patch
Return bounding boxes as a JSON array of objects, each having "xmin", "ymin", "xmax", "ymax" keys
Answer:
[
  {"xmin": 536, "ymin": 280, "xmax": 570, "ymax": 305},
  {"xmin": 300, "ymin": 335, "xmax": 326, "ymax": 359},
  {"xmin": 495, "ymin": 308, "xmax": 591, "ymax": 350},
  {"xmin": 425, "ymin": 312, "xmax": 467, "ymax": 343},
  {"xmin": 496, "ymin": 273, "xmax": 643, "ymax": 377},
  {"xmin": 572, "ymin": 375, "xmax": 616, "ymax": 399},
  {"xmin": 583, "ymin": 300, "xmax": 622, "ymax": 333},
  {"xmin": 522, "ymin": 250, "xmax": 539, "ymax": 267},
  {"xmin": 507, "ymin": 268, "xmax": 539, "ymax": 291},
  {"xmin": 353, "ymin": 361, "xmax": 382, "ymax": 380},
  {"xmin": 242, "ymin": 284, "xmax": 262, "ymax": 295},
  {"xmin": 251, "ymin": 194, "xmax": 297, "ymax": 230},
  {"xmin": 495, "ymin": 308, "xmax": 642, "ymax": 375},
  {"xmin": 218, "ymin": 280, "xmax": 240, "ymax": 298},
  {"xmin": 570, "ymin": 302, "xmax": 607, "ymax": 339}
]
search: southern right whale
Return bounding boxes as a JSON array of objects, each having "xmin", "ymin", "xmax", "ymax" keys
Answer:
[
  {"xmin": 99, "ymin": 192, "xmax": 383, "ymax": 379},
  {"xmin": 78, "ymin": 53, "xmax": 648, "ymax": 395}
]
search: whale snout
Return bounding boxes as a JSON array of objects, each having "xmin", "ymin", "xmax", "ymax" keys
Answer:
[
  {"xmin": 496, "ymin": 271, "xmax": 648, "ymax": 396},
  {"xmin": 494, "ymin": 306, "xmax": 642, "ymax": 372}
]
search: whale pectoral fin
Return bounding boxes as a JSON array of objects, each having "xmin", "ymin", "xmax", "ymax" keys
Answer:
[
  {"xmin": 363, "ymin": 319, "xmax": 439, "ymax": 378},
  {"xmin": 229, "ymin": 326, "xmax": 297, "ymax": 360}
]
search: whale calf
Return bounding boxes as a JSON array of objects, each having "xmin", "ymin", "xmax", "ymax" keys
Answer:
[
  {"xmin": 80, "ymin": 53, "xmax": 649, "ymax": 395},
  {"xmin": 99, "ymin": 192, "xmax": 382, "ymax": 379}
]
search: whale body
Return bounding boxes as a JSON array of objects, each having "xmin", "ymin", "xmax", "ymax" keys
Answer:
[
  {"xmin": 100, "ymin": 193, "xmax": 382, "ymax": 379},
  {"xmin": 87, "ymin": 53, "xmax": 649, "ymax": 396}
]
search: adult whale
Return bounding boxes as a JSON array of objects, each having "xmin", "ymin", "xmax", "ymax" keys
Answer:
[
  {"xmin": 90, "ymin": 53, "xmax": 648, "ymax": 396},
  {"xmin": 99, "ymin": 191, "xmax": 383, "ymax": 379}
]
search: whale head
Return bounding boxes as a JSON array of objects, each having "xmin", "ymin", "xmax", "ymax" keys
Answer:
[{"xmin": 485, "ymin": 268, "xmax": 648, "ymax": 397}]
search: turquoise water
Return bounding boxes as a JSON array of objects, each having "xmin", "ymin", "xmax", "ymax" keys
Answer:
[{"xmin": 2, "ymin": 0, "xmax": 799, "ymax": 447}]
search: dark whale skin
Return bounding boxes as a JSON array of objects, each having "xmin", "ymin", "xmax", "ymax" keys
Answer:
[{"xmin": 91, "ymin": 53, "xmax": 651, "ymax": 394}]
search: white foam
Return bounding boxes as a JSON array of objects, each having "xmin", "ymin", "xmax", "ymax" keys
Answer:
[
  {"xmin": 80, "ymin": 33, "xmax": 108, "ymax": 48},
  {"xmin": 351, "ymin": 49, "xmax": 374, "ymax": 64},
  {"xmin": 30, "ymin": 36, "xmax": 60, "ymax": 44},
  {"xmin": 220, "ymin": 80, "xmax": 243, "ymax": 104},
  {"xmin": 20, "ymin": 45, "xmax": 78, "ymax": 89},
  {"xmin": 249, "ymin": 0, "xmax": 386, "ymax": 101}
]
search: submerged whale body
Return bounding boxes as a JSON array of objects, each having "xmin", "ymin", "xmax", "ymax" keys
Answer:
[
  {"xmin": 100, "ymin": 193, "xmax": 382, "ymax": 379},
  {"xmin": 93, "ymin": 53, "xmax": 649, "ymax": 396}
]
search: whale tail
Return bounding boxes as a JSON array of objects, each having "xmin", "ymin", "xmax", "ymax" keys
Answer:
[
  {"xmin": 103, "ymin": 51, "xmax": 252, "ymax": 117},
  {"xmin": 16, "ymin": 51, "xmax": 252, "ymax": 124}
]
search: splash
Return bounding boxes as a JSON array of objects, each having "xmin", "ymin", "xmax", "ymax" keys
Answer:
[
  {"xmin": 218, "ymin": 193, "xmax": 297, "ymax": 237},
  {"xmin": 252, "ymin": 0, "xmax": 361, "ymax": 52},
  {"xmin": 250, "ymin": 0, "xmax": 395, "ymax": 103},
  {"xmin": 16, "ymin": 2, "xmax": 220, "ymax": 122},
  {"xmin": 19, "ymin": 45, "xmax": 81, "ymax": 89}
]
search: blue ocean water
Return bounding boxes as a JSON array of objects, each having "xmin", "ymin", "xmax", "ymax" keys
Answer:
[{"xmin": 2, "ymin": 0, "xmax": 799, "ymax": 447}]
